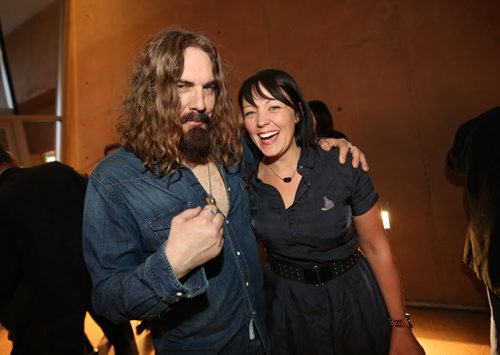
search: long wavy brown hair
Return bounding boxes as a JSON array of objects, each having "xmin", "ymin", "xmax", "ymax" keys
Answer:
[{"xmin": 117, "ymin": 28, "xmax": 242, "ymax": 175}]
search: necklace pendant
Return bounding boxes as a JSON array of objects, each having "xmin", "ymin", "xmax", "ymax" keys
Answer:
[
  {"xmin": 204, "ymin": 195, "xmax": 217, "ymax": 205},
  {"xmin": 266, "ymin": 163, "xmax": 297, "ymax": 184},
  {"xmin": 205, "ymin": 163, "xmax": 217, "ymax": 206}
]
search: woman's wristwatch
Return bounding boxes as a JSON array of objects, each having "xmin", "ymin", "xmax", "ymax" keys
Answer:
[{"xmin": 389, "ymin": 313, "xmax": 413, "ymax": 328}]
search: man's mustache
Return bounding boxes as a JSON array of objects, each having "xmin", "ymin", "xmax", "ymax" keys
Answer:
[{"xmin": 180, "ymin": 112, "xmax": 210, "ymax": 124}]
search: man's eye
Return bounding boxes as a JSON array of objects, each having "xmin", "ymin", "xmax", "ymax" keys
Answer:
[
  {"xmin": 177, "ymin": 83, "xmax": 189, "ymax": 91},
  {"xmin": 204, "ymin": 84, "xmax": 218, "ymax": 95}
]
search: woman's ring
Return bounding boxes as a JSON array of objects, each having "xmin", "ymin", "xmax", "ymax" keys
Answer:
[
  {"xmin": 204, "ymin": 206, "xmax": 217, "ymax": 216},
  {"xmin": 348, "ymin": 143, "xmax": 353, "ymax": 150}
]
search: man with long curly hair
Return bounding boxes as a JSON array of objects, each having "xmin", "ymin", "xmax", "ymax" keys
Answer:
[{"xmin": 82, "ymin": 28, "xmax": 364, "ymax": 353}]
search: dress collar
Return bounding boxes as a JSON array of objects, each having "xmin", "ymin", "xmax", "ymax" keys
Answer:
[{"xmin": 252, "ymin": 146, "xmax": 318, "ymax": 182}]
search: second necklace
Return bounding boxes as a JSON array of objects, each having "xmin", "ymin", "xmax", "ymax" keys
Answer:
[{"xmin": 204, "ymin": 163, "xmax": 217, "ymax": 205}]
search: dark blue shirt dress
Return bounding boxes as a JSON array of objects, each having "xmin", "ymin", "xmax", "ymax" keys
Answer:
[{"xmin": 248, "ymin": 146, "xmax": 391, "ymax": 355}]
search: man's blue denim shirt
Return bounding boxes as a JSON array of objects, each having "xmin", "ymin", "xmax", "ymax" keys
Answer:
[{"xmin": 82, "ymin": 148, "xmax": 269, "ymax": 353}]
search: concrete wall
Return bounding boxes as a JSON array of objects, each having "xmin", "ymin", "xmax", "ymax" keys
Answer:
[{"xmin": 64, "ymin": 0, "xmax": 500, "ymax": 307}]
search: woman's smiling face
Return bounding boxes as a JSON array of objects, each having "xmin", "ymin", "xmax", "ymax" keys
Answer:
[{"xmin": 242, "ymin": 85, "xmax": 299, "ymax": 160}]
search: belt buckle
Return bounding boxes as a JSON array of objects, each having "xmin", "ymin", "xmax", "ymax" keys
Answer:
[{"xmin": 312, "ymin": 265, "xmax": 325, "ymax": 287}]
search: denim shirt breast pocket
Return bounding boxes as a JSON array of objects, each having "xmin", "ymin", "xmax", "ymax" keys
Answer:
[{"xmin": 147, "ymin": 202, "xmax": 193, "ymax": 245}]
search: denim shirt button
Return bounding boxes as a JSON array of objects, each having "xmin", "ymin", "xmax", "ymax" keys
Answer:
[
  {"xmin": 176, "ymin": 292, "xmax": 183, "ymax": 297},
  {"xmin": 228, "ymin": 187, "xmax": 231, "ymax": 191},
  {"xmin": 226, "ymin": 220, "xmax": 229, "ymax": 224},
  {"xmin": 237, "ymin": 251, "xmax": 241, "ymax": 256},
  {"xmin": 245, "ymin": 282, "xmax": 249, "ymax": 287}
]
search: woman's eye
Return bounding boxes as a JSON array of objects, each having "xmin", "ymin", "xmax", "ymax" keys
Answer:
[
  {"xmin": 270, "ymin": 105, "xmax": 281, "ymax": 111},
  {"xmin": 244, "ymin": 111, "xmax": 256, "ymax": 118}
]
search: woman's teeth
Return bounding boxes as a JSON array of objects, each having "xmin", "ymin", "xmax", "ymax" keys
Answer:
[{"xmin": 259, "ymin": 131, "xmax": 279, "ymax": 140}]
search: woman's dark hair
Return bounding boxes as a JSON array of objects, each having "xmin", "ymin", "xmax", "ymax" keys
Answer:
[{"xmin": 237, "ymin": 69, "xmax": 315, "ymax": 150}]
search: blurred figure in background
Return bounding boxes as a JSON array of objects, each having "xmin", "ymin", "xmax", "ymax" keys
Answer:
[
  {"xmin": 0, "ymin": 144, "xmax": 90, "ymax": 355},
  {"xmin": 447, "ymin": 107, "xmax": 500, "ymax": 355},
  {"xmin": 308, "ymin": 100, "xmax": 347, "ymax": 139}
]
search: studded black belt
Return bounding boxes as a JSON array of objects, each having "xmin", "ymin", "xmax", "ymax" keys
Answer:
[{"xmin": 269, "ymin": 250, "xmax": 361, "ymax": 286}]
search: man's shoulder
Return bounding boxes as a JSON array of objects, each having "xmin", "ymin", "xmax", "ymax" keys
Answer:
[{"xmin": 91, "ymin": 148, "xmax": 149, "ymax": 186}]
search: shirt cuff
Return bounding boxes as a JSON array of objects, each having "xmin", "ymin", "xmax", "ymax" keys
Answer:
[{"xmin": 145, "ymin": 243, "xmax": 208, "ymax": 304}]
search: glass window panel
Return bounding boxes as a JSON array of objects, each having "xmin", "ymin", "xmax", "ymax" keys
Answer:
[{"xmin": 0, "ymin": 0, "xmax": 64, "ymax": 164}]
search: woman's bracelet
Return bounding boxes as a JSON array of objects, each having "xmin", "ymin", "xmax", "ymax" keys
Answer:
[{"xmin": 389, "ymin": 313, "xmax": 413, "ymax": 328}]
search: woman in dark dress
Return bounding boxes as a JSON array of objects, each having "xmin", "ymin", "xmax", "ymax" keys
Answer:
[{"xmin": 238, "ymin": 69, "xmax": 424, "ymax": 355}]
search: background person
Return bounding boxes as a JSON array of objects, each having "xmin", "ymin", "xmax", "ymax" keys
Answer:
[
  {"xmin": 447, "ymin": 106, "xmax": 500, "ymax": 354},
  {"xmin": 308, "ymin": 99, "xmax": 347, "ymax": 139},
  {"xmin": 0, "ymin": 144, "xmax": 91, "ymax": 355}
]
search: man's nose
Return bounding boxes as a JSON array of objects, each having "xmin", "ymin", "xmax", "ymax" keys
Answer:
[{"xmin": 188, "ymin": 87, "xmax": 207, "ymax": 112}]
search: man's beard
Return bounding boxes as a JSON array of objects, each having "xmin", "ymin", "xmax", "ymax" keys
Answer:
[{"xmin": 179, "ymin": 112, "xmax": 212, "ymax": 165}]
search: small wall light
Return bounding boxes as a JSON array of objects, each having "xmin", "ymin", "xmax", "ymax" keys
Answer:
[
  {"xmin": 43, "ymin": 150, "xmax": 56, "ymax": 162},
  {"xmin": 380, "ymin": 201, "xmax": 391, "ymax": 230}
]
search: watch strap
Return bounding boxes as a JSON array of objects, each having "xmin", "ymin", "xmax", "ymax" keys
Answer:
[{"xmin": 389, "ymin": 313, "xmax": 413, "ymax": 328}]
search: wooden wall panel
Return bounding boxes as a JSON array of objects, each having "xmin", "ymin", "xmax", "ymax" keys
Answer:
[{"xmin": 64, "ymin": 0, "xmax": 500, "ymax": 307}]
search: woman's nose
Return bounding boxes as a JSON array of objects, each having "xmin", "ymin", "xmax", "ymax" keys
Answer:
[{"xmin": 256, "ymin": 112, "xmax": 269, "ymax": 127}]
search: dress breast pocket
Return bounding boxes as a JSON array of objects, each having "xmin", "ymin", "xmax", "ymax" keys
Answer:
[{"xmin": 304, "ymin": 196, "xmax": 351, "ymax": 238}]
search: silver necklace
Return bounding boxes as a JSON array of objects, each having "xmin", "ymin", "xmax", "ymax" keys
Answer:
[
  {"xmin": 267, "ymin": 164, "xmax": 296, "ymax": 183},
  {"xmin": 204, "ymin": 163, "xmax": 217, "ymax": 205}
]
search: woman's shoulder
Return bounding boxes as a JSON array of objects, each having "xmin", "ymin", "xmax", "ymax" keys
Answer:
[{"xmin": 313, "ymin": 145, "xmax": 354, "ymax": 171}]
